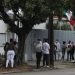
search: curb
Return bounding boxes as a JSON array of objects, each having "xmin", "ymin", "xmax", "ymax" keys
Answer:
[
  {"xmin": 0, "ymin": 69, "xmax": 33, "ymax": 74},
  {"xmin": 0, "ymin": 67, "xmax": 59, "ymax": 74}
]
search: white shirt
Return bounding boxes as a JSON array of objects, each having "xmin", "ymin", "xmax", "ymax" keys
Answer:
[
  {"xmin": 35, "ymin": 41, "xmax": 42, "ymax": 52},
  {"xmin": 42, "ymin": 42, "xmax": 50, "ymax": 54},
  {"xmin": 55, "ymin": 42, "xmax": 61, "ymax": 51},
  {"xmin": 67, "ymin": 43, "xmax": 72, "ymax": 48}
]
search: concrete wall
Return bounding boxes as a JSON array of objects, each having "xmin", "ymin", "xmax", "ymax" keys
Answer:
[
  {"xmin": 0, "ymin": 20, "xmax": 8, "ymax": 55},
  {"xmin": 0, "ymin": 20, "xmax": 15, "ymax": 55},
  {"xmin": 0, "ymin": 20, "xmax": 8, "ymax": 33},
  {"xmin": 25, "ymin": 30, "xmax": 75, "ymax": 61},
  {"xmin": 24, "ymin": 29, "xmax": 48, "ymax": 61},
  {"xmin": 54, "ymin": 30, "xmax": 75, "ymax": 47}
]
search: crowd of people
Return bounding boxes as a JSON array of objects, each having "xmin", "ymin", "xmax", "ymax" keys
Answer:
[
  {"xmin": 54, "ymin": 40, "xmax": 75, "ymax": 62},
  {"xmin": 3, "ymin": 38, "xmax": 75, "ymax": 69},
  {"xmin": 4, "ymin": 38, "xmax": 18, "ymax": 68},
  {"xmin": 34, "ymin": 39, "xmax": 75, "ymax": 69}
]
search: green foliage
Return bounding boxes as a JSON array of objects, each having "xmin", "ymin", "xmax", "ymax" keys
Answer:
[
  {"xmin": 53, "ymin": 22, "xmax": 74, "ymax": 30},
  {"xmin": 4, "ymin": 0, "xmax": 50, "ymax": 21},
  {"xmin": 2, "ymin": 0, "xmax": 50, "ymax": 34},
  {"xmin": 61, "ymin": 23, "xmax": 71, "ymax": 30},
  {"xmin": 3, "ymin": 0, "xmax": 75, "ymax": 32},
  {"xmin": 63, "ymin": 0, "xmax": 75, "ymax": 16}
]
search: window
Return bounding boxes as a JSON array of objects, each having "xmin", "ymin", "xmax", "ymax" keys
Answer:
[{"xmin": 0, "ymin": 33, "xmax": 6, "ymax": 47}]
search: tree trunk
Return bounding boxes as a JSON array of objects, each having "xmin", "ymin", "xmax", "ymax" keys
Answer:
[{"xmin": 17, "ymin": 34, "xmax": 26, "ymax": 64}]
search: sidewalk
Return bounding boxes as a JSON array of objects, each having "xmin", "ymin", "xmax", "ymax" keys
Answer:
[
  {"xmin": 0, "ymin": 61, "xmax": 75, "ymax": 74},
  {"xmin": 0, "ymin": 64, "xmax": 33, "ymax": 74},
  {"xmin": 55, "ymin": 61, "xmax": 75, "ymax": 68},
  {"xmin": 28, "ymin": 60, "xmax": 75, "ymax": 69}
]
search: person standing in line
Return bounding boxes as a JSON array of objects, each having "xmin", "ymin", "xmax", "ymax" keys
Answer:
[
  {"xmin": 55, "ymin": 40, "xmax": 61, "ymax": 61},
  {"xmin": 34, "ymin": 39, "xmax": 42, "ymax": 69},
  {"xmin": 70, "ymin": 42, "xmax": 75, "ymax": 62},
  {"xmin": 67, "ymin": 41, "xmax": 72, "ymax": 61},
  {"xmin": 42, "ymin": 39, "xmax": 50, "ymax": 68},
  {"xmin": 62, "ymin": 41, "xmax": 67, "ymax": 61},
  {"xmin": 6, "ymin": 38, "xmax": 15, "ymax": 68},
  {"xmin": 13, "ymin": 41, "xmax": 18, "ymax": 66},
  {"xmin": 53, "ymin": 42, "xmax": 57, "ymax": 61}
]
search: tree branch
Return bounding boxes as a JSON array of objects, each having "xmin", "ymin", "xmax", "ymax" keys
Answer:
[{"xmin": 0, "ymin": 5, "xmax": 20, "ymax": 35}]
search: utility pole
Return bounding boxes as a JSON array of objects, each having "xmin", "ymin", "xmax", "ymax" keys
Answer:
[
  {"xmin": 48, "ymin": 10, "xmax": 54, "ymax": 67},
  {"xmin": 45, "ymin": 0, "xmax": 54, "ymax": 67}
]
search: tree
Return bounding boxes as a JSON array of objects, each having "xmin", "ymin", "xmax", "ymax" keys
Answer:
[
  {"xmin": 0, "ymin": 0, "xmax": 68, "ymax": 66},
  {"xmin": 0, "ymin": 0, "xmax": 50, "ymax": 64}
]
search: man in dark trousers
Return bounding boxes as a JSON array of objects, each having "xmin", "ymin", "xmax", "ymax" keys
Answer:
[
  {"xmin": 34, "ymin": 39, "xmax": 42, "ymax": 69},
  {"xmin": 42, "ymin": 39, "xmax": 50, "ymax": 68},
  {"xmin": 62, "ymin": 41, "xmax": 67, "ymax": 61},
  {"xmin": 70, "ymin": 42, "xmax": 75, "ymax": 62}
]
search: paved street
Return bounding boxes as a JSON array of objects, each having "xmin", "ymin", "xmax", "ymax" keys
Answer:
[{"xmin": 1, "ymin": 68, "xmax": 75, "ymax": 75}]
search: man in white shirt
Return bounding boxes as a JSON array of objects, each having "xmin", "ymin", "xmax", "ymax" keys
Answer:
[
  {"xmin": 55, "ymin": 40, "xmax": 61, "ymax": 61},
  {"xmin": 42, "ymin": 39, "xmax": 50, "ymax": 67},
  {"xmin": 35, "ymin": 39, "xmax": 42, "ymax": 69}
]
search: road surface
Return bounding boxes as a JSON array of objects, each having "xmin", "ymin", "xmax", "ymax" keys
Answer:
[{"xmin": 1, "ymin": 68, "xmax": 75, "ymax": 75}]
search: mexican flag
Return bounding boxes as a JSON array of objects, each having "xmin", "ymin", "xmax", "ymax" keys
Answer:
[{"xmin": 65, "ymin": 10, "xmax": 75, "ymax": 30}]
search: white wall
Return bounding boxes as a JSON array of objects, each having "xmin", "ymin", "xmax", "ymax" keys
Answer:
[
  {"xmin": 0, "ymin": 20, "xmax": 8, "ymax": 55},
  {"xmin": 0, "ymin": 20, "xmax": 8, "ymax": 33},
  {"xmin": 54, "ymin": 30, "xmax": 75, "ymax": 45},
  {"xmin": 25, "ymin": 30, "xmax": 75, "ymax": 61},
  {"xmin": 0, "ymin": 47, "xmax": 5, "ymax": 55}
]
